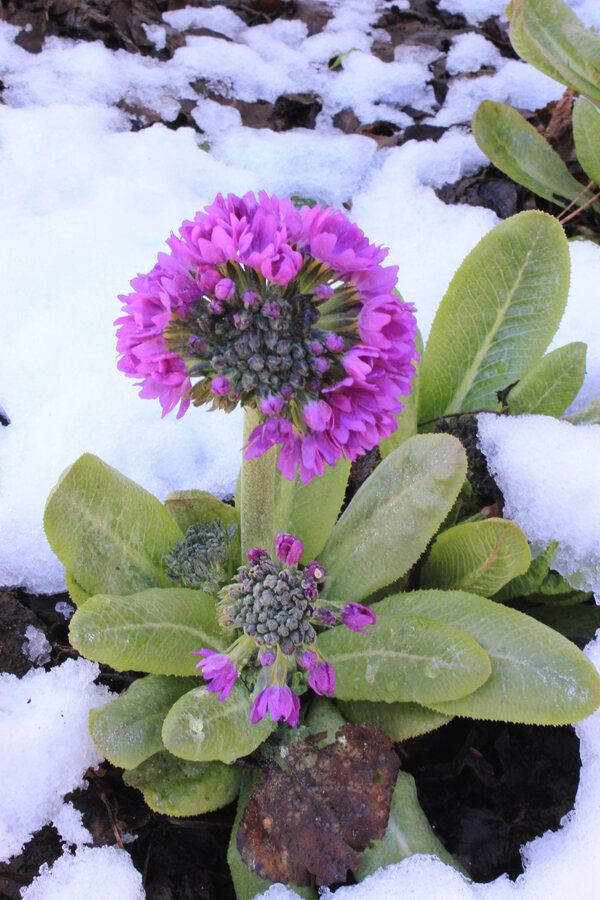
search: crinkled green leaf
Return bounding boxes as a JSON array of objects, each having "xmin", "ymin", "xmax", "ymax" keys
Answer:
[
  {"xmin": 69, "ymin": 588, "xmax": 226, "ymax": 675},
  {"xmin": 162, "ymin": 681, "xmax": 275, "ymax": 763},
  {"xmin": 573, "ymin": 98, "xmax": 600, "ymax": 191},
  {"xmin": 565, "ymin": 393, "xmax": 600, "ymax": 425},
  {"xmin": 380, "ymin": 329, "xmax": 423, "ymax": 457},
  {"xmin": 274, "ymin": 456, "xmax": 350, "ymax": 563},
  {"xmin": 89, "ymin": 674, "xmax": 198, "ymax": 769},
  {"xmin": 508, "ymin": 343, "xmax": 587, "ymax": 417},
  {"xmin": 420, "ymin": 518, "xmax": 531, "ymax": 596},
  {"xmin": 319, "ymin": 434, "xmax": 467, "ymax": 605},
  {"xmin": 318, "ymin": 607, "xmax": 491, "ymax": 704},
  {"xmin": 472, "ymin": 101, "xmax": 586, "ymax": 207},
  {"xmin": 508, "ymin": 0, "xmax": 600, "ymax": 104},
  {"xmin": 493, "ymin": 543, "xmax": 556, "ymax": 601},
  {"xmin": 390, "ymin": 589, "xmax": 600, "ymax": 724},
  {"xmin": 123, "ymin": 751, "xmax": 240, "ymax": 817},
  {"xmin": 44, "ymin": 454, "xmax": 182, "ymax": 598},
  {"xmin": 354, "ymin": 771, "xmax": 464, "ymax": 881},
  {"xmin": 418, "ymin": 211, "xmax": 570, "ymax": 422},
  {"xmin": 337, "ymin": 700, "xmax": 451, "ymax": 742},
  {"xmin": 526, "ymin": 570, "xmax": 592, "ymax": 606}
]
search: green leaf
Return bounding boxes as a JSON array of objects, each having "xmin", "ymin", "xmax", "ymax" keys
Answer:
[
  {"xmin": 380, "ymin": 329, "xmax": 423, "ymax": 457},
  {"xmin": 44, "ymin": 454, "xmax": 182, "ymax": 598},
  {"xmin": 337, "ymin": 699, "xmax": 451, "ymax": 741},
  {"xmin": 390, "ymin": 589, "xmax": 600, "ymax": 724},
  {"xmin": 563, "ymin": 24, "xmax": 600, "ymax": 77},
  {"xmin": 318, "ymin": 607, "xmax": 491, "ymax": 704},
  {"xmin": 493, "ymin": 542, "xmax": 556, "ymax": 601},
  {"xmin": 573, "ymin": 98, "xmax": 600, "ymax": 188},
  {"xmin": 472, "ymin": 101, "xmax": 587, "ymax": 207},
  {"xmin": 523, "ymin": 603, "xmax": 600, "ymax": 643},
  {"xmin": 274, "ymin": 456, "xmax": 350, "ymax": 563},
  {"xmin": 227, "ymin": 772, "xmax": 317, "ymax": 900},
  {"xmin": 162, "ymin": 681, "xmax": 275, "ymax": 763},
  {"xmin": 123, "ymin": 752, "xmax": 240, "ymax": 817},
  {"xmin": 507, "ymin": 0, "xmax": 600, "ymax": 105},
  {"xmin": 65, "ymin": 571, "xmax": 91, "ymax": 607},
  {"xmin": 164, "ymin": 489, "xmax": 238, "ymax": 532},
  {"xmin": 508, "ymin": 343, "xmax": 587, "ymax": 416},
  {"xmin": 565, "ymin": 393, "xmax": 600, "ymax": 424},
  {"xmin": 420, "ymin": 518, "xmax": 531, "ymax": 596},
  {"xmin": 418, "ymin": 211, "xmax": 570, "ymax": 422},
  {"xmin": 69, "ymin": 588, "xmax": 226, "ymax": 675},
  {"xmin": 89, "ymin": 675, "xmax": 199, "ymax": 769},
  {"xmin": 306, "ymin": 696, "xmax": 347, "ymax": 743},
  {"xmin": 354, "ymin": 771, "xmax": 464, "ymax": 881},
  {"xmin": 319, "ymin": 434, "xmax": 467, "ymax": 605},
  {"xmin": 526, "ymin": 569, "xmax": 592, "ymax": 606}
]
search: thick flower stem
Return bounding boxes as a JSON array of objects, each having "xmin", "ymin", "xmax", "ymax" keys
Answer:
[{"xmin": 240, "ymin": 408, "xmax": 277, "ymax": 559}]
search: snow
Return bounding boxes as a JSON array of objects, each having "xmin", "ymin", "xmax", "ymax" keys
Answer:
[
  {"xmin": 0, "ymin": 0, "xmax": 599, "ymax": 896},
  {"xmin": 477, "ymin": 415, "xmax": 600, "ymax": 594},
  {"xmin": 0, "ymin": 659, "xmax": 111, "ymax": 862}
]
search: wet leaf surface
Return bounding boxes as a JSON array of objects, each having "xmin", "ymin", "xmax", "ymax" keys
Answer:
[{"xmin": 237, "ymin": 723, "xmax": 400, "ymax": 886}]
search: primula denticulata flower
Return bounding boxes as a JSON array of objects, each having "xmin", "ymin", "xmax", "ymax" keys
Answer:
[
  {"xmin": 192, "ymin": 533, "xmax": 375, "ymax": 727},
  {"xmin": 116, "ymin": 191, "xmax": 418, "ymax": 482}
]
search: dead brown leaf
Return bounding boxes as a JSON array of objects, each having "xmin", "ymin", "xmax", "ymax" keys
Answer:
[{"xmin": 237, "ymin": 722, "xmax": 400, "ymax": 886}]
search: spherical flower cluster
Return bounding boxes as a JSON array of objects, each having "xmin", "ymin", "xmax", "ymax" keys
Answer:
[
  {"xmin": 192, "ymin": 533, "xmax": 376, "ymax": 727},
  {"xmin": 116, "ymin": 191, "xmax": 418, "ymax": 482}
]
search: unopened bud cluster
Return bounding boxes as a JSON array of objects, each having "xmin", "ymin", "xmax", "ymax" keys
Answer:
[
  {"xmin": 167, "ymin": 260, "xmax": 349, "ymax": 417},
  {"xmin": 164, "ymin": 520, "xmax": 238, "ymax": 593},
  {"xmin": 218, "ymin": 554, "xmax": 322, "ymax": 655}
]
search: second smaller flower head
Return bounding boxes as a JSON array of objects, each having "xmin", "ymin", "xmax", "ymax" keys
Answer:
[{"xmin": 192, "ymin": 533, "xmax": 376, "ymax": 727}]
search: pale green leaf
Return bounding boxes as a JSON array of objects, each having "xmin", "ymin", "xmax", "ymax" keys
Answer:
[
  {"xmin": 69, "ymin": 588, "xmax": 226, "ymax": 675},
  {"xmin": 274, "ymin": 456, "xmax": 350, "ymax": 563},
  {"xmin": 162, "ymin": 681, "xmax": 275, "ymax": 763},
  {"xmin": 318, "ymin": 607, "xmax": 491, "ymax": 704},
  {"xmin": 418, "ymin": 211, "xmax": 570, "ymax": 422},
  {"xmin": 354, "ymin": 771, "xmax": 464, "ymax": 880},
  {"xmin": 420, "ymin": 518, "xmax": 531, "ymax": 596},
  {"xmin": 123, "ymin": 752, "xmax": 240, "ymax": 817},
  {"xmin": 65, "ymin": 571, "xmax": 91, "ymax": 607},
  {"xmin": 508, "ymin": 0, "xmax": 600, "ymax": 104},
  {"xmin": 508, "ymin": 342, "xmax": 587, "ymax": 416},
  {"xmin": 573, "ymin": 98, "xmax": 600, "ymax": 187},
  {"xmin": 472, "ymin": 101, "xmax": 587, "ymax": 207},
  {"xmin": 319, "ymin": 434, "xmax": 467, "ymax": 605},
  {"xmin": 164, "ymin": 489, "xmax": 238, "ymax": 532},
  {"xmin": 89, "ymin": 674, "xmax": 198, "ymax": 769},
  {"xmin": 565, "ymin": 393, "xmax": 600, "ymax": 424},
  {"xmin": 337, "ymin": 699, "xmax": 451, "ymax": 741},
  {"xmin": 493, "ymin": 542, "xmax": 556, "ymax": 600},
  {"xmin": 562, "ymin": 24, "xmax": 600, "ymax": 77},
  {"xmin": 390, "ymin": 589, "xmax": 600, "ymax": 724},
  {"xmin": 44, "ymin": 454, "xmax": 182, "ymax": 597},
  {"xmin": 380, "ymin": 329, "xmax": 423, "ymax": 457}
]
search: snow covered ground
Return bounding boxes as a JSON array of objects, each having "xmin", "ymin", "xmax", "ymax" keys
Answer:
[{"xmin": 1, "ymin": 0, "xmax": 599, "ymax": 896}]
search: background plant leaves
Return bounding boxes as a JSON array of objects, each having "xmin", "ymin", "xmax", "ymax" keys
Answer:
[
  {"xmin": 418, "ymin": 211, "xmax": 570, "ymax": 423},
  {"xmin": 507, "ymin": 343, "xmax": 587, "ymax": 417},
  {"xmin": 319, "ymin": 434, "xmax": 467, "ymax": 605}
]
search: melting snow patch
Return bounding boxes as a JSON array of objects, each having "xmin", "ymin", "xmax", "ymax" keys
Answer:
[
  {"xmin": 20, "ymin": 845, "xmax": 145, "ymax": 900},
  {"xmin": 477, "ymin": 414, "xmax": 600, "ymax": 593},
  {"xmin": 0, "ymin": 658, "xmax": 112, "ymax": 862}
]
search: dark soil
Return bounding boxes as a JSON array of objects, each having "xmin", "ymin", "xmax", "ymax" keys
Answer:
[{"xmin": 0, "ymin": 1, "xmax": 587, "ymax": 897}]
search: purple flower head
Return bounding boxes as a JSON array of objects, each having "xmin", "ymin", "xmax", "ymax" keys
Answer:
[
  {"xmin": 247, "ymin": 547, "xmax": 268, "ymax": 564},
  {"xmin": 192, "ymin": 649, "xmax": 237, "ymax": 701},
  {"xmin": 249, "ymin": 685, "xmax": 300, "ymax": 727},
  {"xmin": 308, "ymin": 661, "xmax": 336, "ymax": 696},
  {"xmin": 116, "ymin": 191, "xmax": 418, "ymax": 479},
  {"xmin": 341, "ymin": 602, "xmax": 376, "ymax": 634},
  {"xmin": 275, "ymin": 533, "xmax": 304, "ymax": 566}
]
